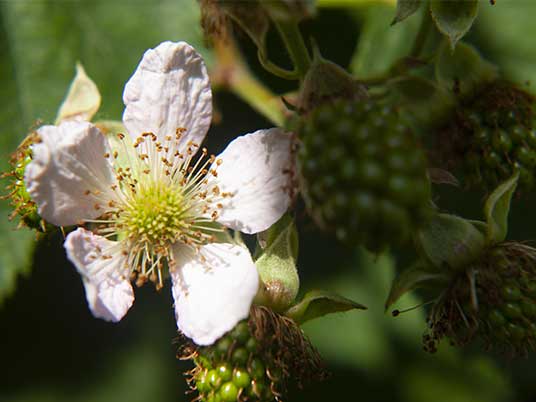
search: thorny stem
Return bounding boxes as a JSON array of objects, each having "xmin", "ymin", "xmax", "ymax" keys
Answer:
[
  {"xmin": 271, "ymin": 17, "xmax": 311, "ymax": 81},
  {"xmin": 211, "ymin": 39, "xmax": 288, "ymax": 126}
]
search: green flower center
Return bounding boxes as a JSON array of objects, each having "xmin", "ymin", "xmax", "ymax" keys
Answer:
[{"xmin": 119, "ymin": 182, "xmax": 190, "ymax": 248}]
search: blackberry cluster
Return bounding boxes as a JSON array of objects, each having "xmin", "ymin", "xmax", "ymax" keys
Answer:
[
  {"xmin": 425, "ymin": 243, "xmax": 536, "ymax": 356},
  {"xmin": 297, "ymin": 98, "xmax": 431, "ymax": 251},
  {"xmin": 180, "ymin": 307, "xmax": 326, "ymax": 402},
  {"xmin": 437, "ymin": 81, "xmax": 536, "ymax": 192}
]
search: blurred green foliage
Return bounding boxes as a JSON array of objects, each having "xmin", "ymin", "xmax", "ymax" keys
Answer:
[{"xmin": 1, "ymin": 1, "xmax": 536, "ymax": 402}]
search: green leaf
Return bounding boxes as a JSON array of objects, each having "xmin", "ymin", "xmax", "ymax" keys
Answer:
[
  {"xmin": 392, "ymin": 0, "xmax": 422, "ymax": 25},
  {"xmin": 0, "ymin": 215, "xmax": 34, "ymax": 306},
  {"xmin": 1, "ymin": 0, "xmax": 211, "ymax": 131},
  {"xmin": 350, "ymin": 4, "xmax": 420, "ymax": 79},
  {"xmin": 285, "ymin": 289, "xmax": 366, "ymax": 324},
  {"xmin": 55, "ymin": 63, "xmax": 101, "ymax": 124},
  {"xmin": 435, "ymin": 41, "xmax": 497, "ymax": 97},
  {"xmin": 484, "ymin": 171, "xmax": 519, "ymax": 245},
  {"xmin": 254, "ymin": 214, "xmax": 300, "ymax": 312},
  {"xmin": 385, "ymin": 262, "xmax": 447, "ymax": 311},
  {"xmin": 417, "ymin": 213, "xmax": 486, "ymax": 271},
  {"xmin": 477, "ymin": 2, "xmax": 536, "ymax": 95},
  {"xmin": 302, "ymin": 252, "xmax": 426, "ymax": 372},
  {"xmin": 430, "ymin": 0, "xmax": 479, "ymax": 50}
]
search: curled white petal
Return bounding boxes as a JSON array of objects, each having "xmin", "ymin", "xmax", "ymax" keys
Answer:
[
  {"xmin": 171, "ymin": 243, "xmax": 259, "ymax": 345},
  {"xmin": 212, "ymin": 128, "xmax": 294, "ymax": 234},
  {"xmin": 24, "ymin": 121, "xmax": 117, "ymax": 226},
  {"xmin": 123, "ymin": 41, "xmax": 212, "ymax": 156},
  {"xmin": 65, "ymin": 228, "xmax": 134, "ymax": 322}
]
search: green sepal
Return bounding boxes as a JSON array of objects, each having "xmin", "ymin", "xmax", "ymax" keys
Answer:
[
  {"xmin": 430, "ymin": 0, "xmax": 479, "ymax": 50},
  {"xmin": 435, "ymin": 41, "xmax": 498, "ymax": 98},
  {"xmin": 392, "ymin": 0, "xmax": 422, "ymax": 25},
  {"xmin": 416, "ymin": 213, "xmax": 486, "ymax": 271},
  {"xmin": 55, "ymin": 63, "xmax": 101, "ymax": 124},
  {"xmin": 284, "ymin": 289, "xmax": 367, "ymax": 325},
  {"xmin": 298, "ymin": 44, "xmax": 366, "ymax": 112},
  {"xmin": 385, "ymin": 261, "xmax": 448, "ymax": 311},
  {"xmin": 254, "ymin": 214, "xmax": 300, "ymax": 312},
  {"xmin": 389, "ymin": 75, "xmax": 455, "ymax": 128},
  {"xmin": 484, "ymin": 171, "xmax": 519, "ymax": 245}
]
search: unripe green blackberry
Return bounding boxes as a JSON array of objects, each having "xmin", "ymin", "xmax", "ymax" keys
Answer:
[
  {"xmin": 2, "ymin": 132, "xmax": 47, "ymax": 231},
  {"xmin": 297, "ymin": 98, "xmax": 431, "ymax": 251},
  {"xmin": 425, "ymin": 242, "xmax": 536, "ymax": 356},
  {"xmin": 179, "ymin": 307, "xmax": 326, "ymax": 402},
  {"xmin": 437, "ymin": 80, "xmax": 536, "ymax": 192}
]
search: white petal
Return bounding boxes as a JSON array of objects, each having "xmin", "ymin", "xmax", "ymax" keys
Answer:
[
  {"xmin": 64, "ymin": 228, "xmax": 134, "ymax": 322},
  {"xmin": 212, "ymin": 128, "xmax": 295, "ymax": 234},
  {"xmin": 171, "ymin": 243, "xmax": 259, "ymax": 345},
  {"xmin": 24, "ymin": 121, "xmax": 117, "ymax": 226},
  {"xmin": 123, "ymin": 41, "xmax": 212, "ymax": 155}
]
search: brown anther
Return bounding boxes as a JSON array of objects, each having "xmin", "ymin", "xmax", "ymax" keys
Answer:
[
  {"xmin": 84, "ymin": 190, "xmax": 91, "ymax": 196},
  {"xmin": 165, "ymin": 135, "xmax": 172, "ymax": 141},
  {"xmin": 210, "ymin": 169, "xmax": 217, "ymax": 177},
  {"xmin": 211, "ymin": 211, "xmax": 219, "ymax": 220},
  {"xmin": 117, "ymin": 133, "xmax": 125, "ymax": 140},
  {"xmin": 217, "ymin": 203, "xmax": 223, "ymax": 209},
  {"xmin": 111, "ymin": 184, "xmax": 118, "ymax": 190},
  {"xmin": 201, "ymin": 169, "xmax": 208, "ymax": 175},
  {"xmin": 94, "ymin": 203, "xmax": 101, "ymax": 210},
  {"xmin": 108, "ymin": 200, "xmax": 115, "ymax": 207},
  {"xmin": 113, "ymin": 151, "xmax": 118, "ymax": 159},
  {"xmin": 104, "ymin": 153, "xmax": 110, "ymax": 158},
  {"xmin": 143, "ymin": 169, "xmax": 150, "ymax": 174},
  {"xmin": 216, "ymin": 159, "xmax": 223, "ymax": 166}
]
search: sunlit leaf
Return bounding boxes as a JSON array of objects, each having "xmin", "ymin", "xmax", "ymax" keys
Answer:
[{"xmin": 55, "ymin": 63, "xmax": 101, "ymax": 124}]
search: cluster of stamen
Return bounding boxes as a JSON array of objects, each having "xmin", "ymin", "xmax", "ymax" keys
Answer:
[{"xmin": 86, "ymin": 128, "xmax": 232, "ymax": 290}]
